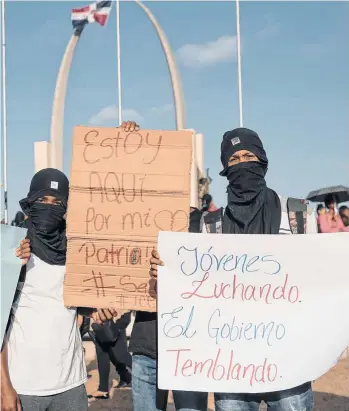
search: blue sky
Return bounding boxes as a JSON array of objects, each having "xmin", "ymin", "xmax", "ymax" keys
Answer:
[{"xmin": 1, "ymin": 1, "xmax": 348, "ymax": 219}]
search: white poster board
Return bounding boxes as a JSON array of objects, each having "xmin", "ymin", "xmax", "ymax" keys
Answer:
[{"xmin": 157, "ymin": 232, "xmax": 349, "ymax": 393}]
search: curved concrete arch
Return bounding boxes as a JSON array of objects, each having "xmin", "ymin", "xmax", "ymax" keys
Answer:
[
  {"xmin": 50, "ymin": 31, "xmax": 81, "ymax": 171},
  {"xmin": 50, "ymin": 2, "xmax": 186, "ymax": 171},
  {"xmin": 135, "ymin": 0, "xmax": 186, "ymax": 130}
]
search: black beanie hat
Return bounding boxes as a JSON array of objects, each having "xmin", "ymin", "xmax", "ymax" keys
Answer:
[
  {"xmin": 220, "ymin": 128, "xmax": 268, "ymax": 176},
  {"xmin": 21, "ymin": 168, "xmax": 69, "ymax": 210}
]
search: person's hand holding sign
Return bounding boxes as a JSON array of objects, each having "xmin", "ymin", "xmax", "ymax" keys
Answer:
[
  {"xmin": 149, "ymin": 249, "xmax": 164, "ymax": 285},
  {"xmin": 15, "ymin": 239, "xmax": 30, "ymax": 266},
  {"xmin": 91, "ymin": 308, "xmax": 119, "ymax": 324},
  {"xmin": 120, "ymin": 120, "xmax": 140, "ymax": 132}
]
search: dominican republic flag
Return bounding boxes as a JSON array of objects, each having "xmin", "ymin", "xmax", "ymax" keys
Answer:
[{"xmin": 71, "ymin": 1, "xmax": 112, "ymax": 30}]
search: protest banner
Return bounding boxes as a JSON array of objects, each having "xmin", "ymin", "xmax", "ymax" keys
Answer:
[
  {"xmin": 64, "ymin": 126, "xmax": 193, "ymax": 311},
  {"xmin": 157, "ymin": 231, "xmax": 349, "ymax": 393},
  {"xmin": 1, "ymin": 225, "xmax": 26, "ymax": 344}
]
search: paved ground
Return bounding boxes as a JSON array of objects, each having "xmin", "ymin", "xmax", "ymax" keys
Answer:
[{"xmin": 86, "ymin": 354, "xmax": 349, "ymax": 411}]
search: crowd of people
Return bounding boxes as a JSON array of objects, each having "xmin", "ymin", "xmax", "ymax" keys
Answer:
[
  {"xmin": 316, "ymin": 196, "xmax": 349, "ymax": 233},
  {"xmin": 1, "ymin": 122, "xmax": 348, "ymax": 411}
]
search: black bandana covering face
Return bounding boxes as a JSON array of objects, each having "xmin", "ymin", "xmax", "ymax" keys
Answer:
[
  {"xmin": 24, "ymin": 202, "xmax": 67, "ymax": 265},
  {"xmin": 20, "ymin": 168, "xmax": 69, "ymax": 266},
  {"xmin": 220, "ymin": 129, "xmax": 281, "ymax": 235}
]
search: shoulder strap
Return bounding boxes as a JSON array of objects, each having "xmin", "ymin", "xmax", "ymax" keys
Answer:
[{"xmin": 199, "ymin": 211, "xmax": 208, "ymax": 233}]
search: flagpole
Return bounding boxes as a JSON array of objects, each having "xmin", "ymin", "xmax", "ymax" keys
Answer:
[
  {"xmin": 235, "ymin": 0, "xmax": 243, "ymax": 127},
  {"xmin": 116, "ymin": 0, "xmax": 122, "ymax": 124},
  {"xmin": 1, "ymin": 0, "xmax": 8, "ymax": 224}
]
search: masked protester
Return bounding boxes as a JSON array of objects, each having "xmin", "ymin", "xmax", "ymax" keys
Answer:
[
  {"xmin": 1, "ymin": 168, "xmax": 117, "ymax": 411},
  {"xmin": 150, "ymin": 128, "xmax": 318, "ymax": 411},
  {"xmin": 0, "ymin": 168, "xmax": 89, "ymax": 411}
]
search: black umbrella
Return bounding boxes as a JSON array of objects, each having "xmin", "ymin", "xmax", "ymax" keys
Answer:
[{"xmin": 306, "ymin": 185, "xmax": 349, "ymax": 203}]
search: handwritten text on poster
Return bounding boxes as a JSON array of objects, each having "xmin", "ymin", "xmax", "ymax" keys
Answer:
[
  {"xmin": 157, "ymin": 231, "xmax": 349, "ymax": 393},
  {"xmin": 64, "ymin": 127, "xmax": 192, "ymax": 311}
]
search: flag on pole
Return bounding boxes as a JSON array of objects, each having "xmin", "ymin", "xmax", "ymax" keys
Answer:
[{"xmin": 71, "ymin": 1, "xmax": 112, "ymax": 30}]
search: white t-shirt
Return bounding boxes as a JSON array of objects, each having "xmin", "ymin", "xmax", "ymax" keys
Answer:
[{"xmin": 7, "ymin": 254, "xmax": 87, "ymax": 396}]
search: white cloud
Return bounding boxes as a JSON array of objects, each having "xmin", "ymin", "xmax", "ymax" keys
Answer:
[
  {"xmin": 150, "ymin": 104, "xmax": 173, "ymax": 114},
  {"xmin": 88, "ymin": 106, "xmax": 144, "ymax": 126},
  {"xmin": 176, "ymin": 36, "xmax": 237, "ymax": 68}
]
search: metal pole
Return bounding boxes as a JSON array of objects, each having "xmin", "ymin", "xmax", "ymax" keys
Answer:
[
  {"xmin": 236, "ymin": 0, "xmax": 243, "ymax": 127},
  {"xmin": 116, "ymin": 0, "xmax": 122, "ymax": 124},
  {"xmin": 1, "ymin": 0, "xmax": 8, "ymax": 223}
]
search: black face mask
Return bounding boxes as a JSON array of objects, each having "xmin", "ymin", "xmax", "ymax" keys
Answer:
[
  {"xmin": 226, "ymin": 162, "xmax": 266, "ymax": 201},
  {"xmin": 223, "ymin": 161, "xmax": 281, "ymax": 234},
  {"xmin": 29, "ymin": 203, "xmax": 66, "ymax": 234},
  {"xmin": 26, "ymin": 202, "xmax": 67, "ymax": 266}
]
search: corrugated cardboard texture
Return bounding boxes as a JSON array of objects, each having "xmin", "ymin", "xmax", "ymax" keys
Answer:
[{"xmin": 64, "ymin": 126, "xmax": 193, "ymax": 311}]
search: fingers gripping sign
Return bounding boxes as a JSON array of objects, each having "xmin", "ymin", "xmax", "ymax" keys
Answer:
[
  {"xmin": 120, "ymin": 121, "xmax": 140, "ymax": 133},
  {"xmin": 15, "ymin": 239, "xmax": 31, "ymax": 266},
  {"xmin": 149, "ymin": 249, "xmax": 164, "ymax": 280},
  {"xmin": 92, "ymin": 308, "xmax": 119, "ymax": 324}
]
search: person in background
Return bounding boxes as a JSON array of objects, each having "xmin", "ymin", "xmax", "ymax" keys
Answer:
[
  {"xmin": 200, "ymin": 194, "xmax": 224, "ymax": 234},
  {"xmin": 150, "ymin": 127, "xmax": 317, "ymax": 411},
  {"xmin": 316, "ymin": 204, "xmax": 326, "ymax": 232},
  {"xmin": 188, "ymin": 207, "xmax": 203, "ymax": 233},
  {"xmin": 79, "ymin": 316, "xmax": 91, "ymax": 339},
  {"xmin": 201, "ymin": 194, "xmax": 218, "ymax": 212},
  {"xmin": 339, "ymin": 205, "xmax": 349, "ymax": 227},
  {"xmin": 88, "ymin": 313, "xmax": 132, "ymax": 400},
  {"xmin": 318, "ymin": 194, "xmax": 349, "ymax": 233},
  {"xmin": 316, "ymin": 204, "xmax": 325, "ymax": 216},
  {"xmin": 78, "ymin": 316, "xmax": 91, "ymax": 378},
  {"xmin": 11, "ymin": 211, "xmax": 26, "ymax": 228}
]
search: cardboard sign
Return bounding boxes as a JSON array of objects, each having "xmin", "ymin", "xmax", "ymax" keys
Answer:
[
  {"xmin": 64, "ymin": 126, "xmax": 192, "ymax": 311},
  {"xmin": 157, "ymin": 231, "xmax": 349, "ymax": 393}
]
